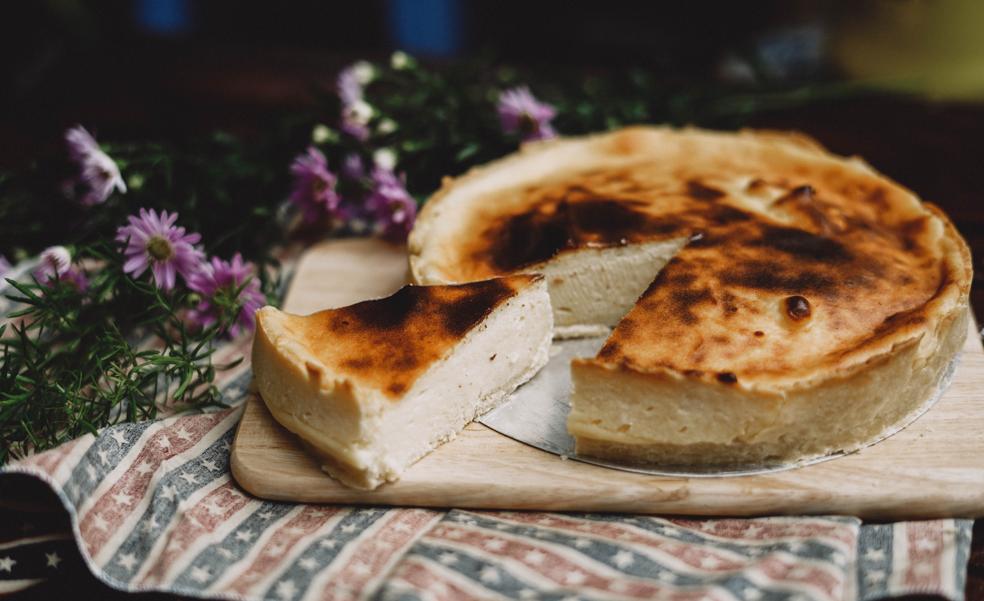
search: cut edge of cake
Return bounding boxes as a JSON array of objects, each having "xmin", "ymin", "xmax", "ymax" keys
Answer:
[{"xmin": 532, "ymin": 238, "xmax": 688, "ymax": 338}]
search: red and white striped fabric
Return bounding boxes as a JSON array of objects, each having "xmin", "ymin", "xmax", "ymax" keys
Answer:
[{"xmin": 2, "ymin": 394, "xmax": 973, "ymax": 600}]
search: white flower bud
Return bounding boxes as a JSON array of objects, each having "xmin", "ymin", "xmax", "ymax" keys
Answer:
[
  {"xmin": 377, "ymin": 119, "xmax": 397, "ymax": 135},
  {"xmin": 127, "ymin": 173, "xmax": 145, "ymax": 191},
  {"xmin": 311, "ymin": 124, "xmax": 336, "ymax": 144},
  {"xmin": 344, "ymin": 100, "xmax": 373, "ymax": 125},
  {"xmin": 390, "ymin": 51, "xmax": 412, "ymax": 70},
  {"xmin": 351, "ymin": 61, "xmax": 376, "ymax": 85},
  {"xmin": 373, "ymin": 148, "xmax": 397, "ymax": 171}
]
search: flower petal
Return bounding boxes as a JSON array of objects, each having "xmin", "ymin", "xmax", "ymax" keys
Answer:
[{"xmin": 123, "ymin": 254, "xmax": 149, "ymax": 277}]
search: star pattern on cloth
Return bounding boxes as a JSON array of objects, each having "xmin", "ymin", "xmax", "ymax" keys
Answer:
[
  {"xmin": 275, "ymin": 579, "xmax": 297, "ymax": 600},
  {"xmin": 116, "ymin": 553, "xmax": 138, "ymax": 572},
  {"xmin": 0, "ymin": 557, "xmax": 16, "ymax": 572},
  {"xmin": 109, "ymin": 430, "xmax": 128, "ymax": 446},
  {"xmin": 160, "ymin": 484, "xmax": 178, "ymax": 501},
  {"xmin": 235, "ymin": 529, "xmax": 255, "ymax": 543},
  {"xmin": 612, "ymin": 549, "xmax": 634, "ymax": 568}
]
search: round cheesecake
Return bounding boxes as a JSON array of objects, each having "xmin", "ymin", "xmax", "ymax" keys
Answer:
[{"xmin": 409, "ymin": 126, "xmax": 972, "ymax": 466}]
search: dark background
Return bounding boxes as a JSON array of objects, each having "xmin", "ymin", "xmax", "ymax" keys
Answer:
[
  {"xmin": 4, "ymin": 1, "xmax": 983, "ymax": 314},
  {"xmin": 1, "ymin": 1, "xmax": 761, "ymax": 162},
  {"xmin": 1, "ymin": 1, "xmax": 982, "ymax": 599},
  {"xmin": 0, "ymin": 1, "xmax": 935, "ymax": 163}
]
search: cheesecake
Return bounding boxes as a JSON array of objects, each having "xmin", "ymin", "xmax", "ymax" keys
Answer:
[
  {"xmin": 409, "ymin": 126, "xmax": 972, "ymax": 466},
  {"xmin": 252, "ymin": 275, "xmax": 553, "ymax": 489}
]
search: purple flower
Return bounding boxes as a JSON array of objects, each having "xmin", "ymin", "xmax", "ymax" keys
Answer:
[
  {"xmin": 341, "ymin": 153, "xmax": 365, "ymax": 180},
  {"xmin": 33, "ymin": 246, "xmax": 88, "ymax": 291},
  {"xmin": 64, "ymin": 125, "xmax": 127, "ymax": 206},
  {"xmin": 60, "ymin": 268, "xmax": 90, "ymax": 292},
  {"xmin": 0, "ymin": 255, "xmax": 11, "ymax": 280},
  {"xmin": 187, "ymin": 253, "xmax": 266, "ymax": 337},
  {"xmin": 115, "ymin": 208, "xmax": 204, "ymax": 291},
  {"xmin": 336, "ymin": 61, "xmax": 374, "ymax": 106},
  {"xmin": 34, "ymin": 246, "xmax": 71, "ymax": 281},
  {"xmin": 497, "ymin": 86, "xmax": 557, "ymax": 142},
  {"xmin": 337, "ymin": 70, "xmax": 362, "ymax": 107},
  {"xmin": 326, "ymin": 198, "xmax": 372, "ymax": 235},
  {"xmin": 366, "ymin": 167, "xmax": 417, "ymax": 241},
  {"xmin": 340, "ymin": 100, "xmax": 372, "ymax": 142},
  {"xmin": 289, "ymin": 147, "xmax": 341, "ymax": 223},
  {"xmin": 336, "ymin": 62, "xmax": 375, "ymax": 142}
]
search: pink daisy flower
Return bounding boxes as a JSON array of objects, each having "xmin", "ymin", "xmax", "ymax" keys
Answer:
[
  {"xmin": 366, "ymin": 166, "xmax": 417, "ymax": 241},
  {"xmin": 341, "ymin": 153, "xmax": 365, "ymax": 180},
  {"xmin": 115, "ymin": 208, "xmax": 204, "ymax": 291},
  {"xmin": 64, "ymin": 125, "xmax": 127, "ymax": 206},
  {"xmin": 339, "ymin": 101, "xmax": 372, "ymax": 142},
  {"xmin": 336, "ymin": 62, "xmax": 374, "ymax": 142},
  {"xmin": 497, "ymin": 86, "xmax": 557, "ymax": 142},
  {"xmin": 289, "ymin": 147, "xmax": 341, "ymax": 223},
  {"xmin": 34, "ymin": 246, "xmax": 71, "ymax": 281},
  {"xmin": 336, "ymin": 61, "xmax": 374, "ymax": 106},
  {"xmin": 33, "ymin": 246, "xmax": 88, "ymax": 291},
  {"xmin": 187, "ymin": 253, "xmax": 266, "ymax": 337}
]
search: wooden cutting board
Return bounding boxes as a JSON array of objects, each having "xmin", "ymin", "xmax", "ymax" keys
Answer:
[{"xmin": 232, "ymin": 238, "xmax": 984, "ymax": 519}]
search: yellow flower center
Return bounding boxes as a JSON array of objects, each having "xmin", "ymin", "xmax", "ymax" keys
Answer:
[
  {"xmin": 147, "ymin": 236, "xmax": 173, "ymax": 261},
  {"xmin": 519, "ymin": 112, "xmax": 538, "ymax": 134}
]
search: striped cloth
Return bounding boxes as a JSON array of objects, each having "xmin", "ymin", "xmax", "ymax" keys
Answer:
[
  {"xmin": 0, "ymin": 351, "xmax": 973, "ymax": 600},
  {"xmin": 0, "ymin": 259, "xmax": 975, "ymax": 601}
]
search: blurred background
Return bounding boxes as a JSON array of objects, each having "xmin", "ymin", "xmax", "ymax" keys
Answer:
[
  {"xmin": 1, "ymin": 0, "xmax": 984, "ymax": 308},
  {"xmin": 3, "ymin": 0, "xmax": 984, "ymax": 157}
]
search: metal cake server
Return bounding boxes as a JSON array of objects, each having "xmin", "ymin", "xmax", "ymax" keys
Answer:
[{"xmin": 478, "ymin": 336, "xmax": 959, "ymax": 478}]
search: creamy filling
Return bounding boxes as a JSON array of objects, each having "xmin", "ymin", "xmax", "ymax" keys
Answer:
[
  {"xmin": 537, "ymin": 239, "xmax": 686, "ymax": 338},
  {"xmin": 361, "ymin": 284, "xmax": 552, "ymax": 484},
  {"xmin": 273, "ymin": 281, "xmax": 554, "ymax": 488}
]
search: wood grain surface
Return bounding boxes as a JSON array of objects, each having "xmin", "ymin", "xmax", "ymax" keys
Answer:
[{"xmin": 232, "ymin": 238, "xmax": 984, "ymax": 519}]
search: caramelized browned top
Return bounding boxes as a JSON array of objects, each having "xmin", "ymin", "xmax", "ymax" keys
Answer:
[
  {"xmin": 595, "ymin": 203, "xmax": 944, "ymax": 383},
  {"xmin": 414, "ymin": 128, "xmax": 970, "ymax": 387},
  {"xmin": 281, "ymin": 275, "xmax": 537, "ymax": 397},
  {"xmin": 475, "ymin": 182, "xmax": 747, "ymax": 273}
]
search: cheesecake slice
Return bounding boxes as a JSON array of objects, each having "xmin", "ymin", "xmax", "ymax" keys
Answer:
[{"xmin": 252, "ymin": 275, "xmax": 552, "ymax": 489}]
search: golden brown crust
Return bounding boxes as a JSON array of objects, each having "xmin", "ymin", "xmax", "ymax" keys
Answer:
[
  {"xmin": 410, "ymin": 126, "xmax": 973, "ymax": 391},
  {"xmin": 272, "ymin": 275, "xmax": 540, "ymax": 398}
]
